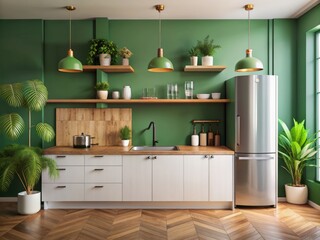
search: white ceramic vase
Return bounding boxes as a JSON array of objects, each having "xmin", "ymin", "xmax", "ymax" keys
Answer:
[
  {"xmin": 122, "ymin": 58, "xmax": 129, "ymax": 66},
  {"xmin": 123, "ymin": 86, "xmax": 131, "ymax": 99},
  {"xmin": 121, "ymin": 139, "xmax": 130, "ymax": 147},
  {"xmin": 17, "ymin": 191, "xmax": 41, "ymax": 215},
  {"xmin": 285, "ymin": 184, "xmax": 308, "ymax": 204},
  {"xmin": 190, "ymin": 56, "xmax": 198, "ymax": 66},
  {"xmin": 201, "ymin": 56, "xmax": 213, "ymax": 66},
  {"xmin": 99, "ymin": 54, "xmax": 111, "ymax": 66},
  {"xmin": 97, "ymin": 90, "xmax": 108, "ymax": 99}
]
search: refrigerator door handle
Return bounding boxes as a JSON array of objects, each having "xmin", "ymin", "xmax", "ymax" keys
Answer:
[
  {"xmin": 238, "ymin": 156, "xmax": 274, "ymax": 160},
  {"xmin": 237, "ymin": 115, "xmax": 240, "ymax": 146}
]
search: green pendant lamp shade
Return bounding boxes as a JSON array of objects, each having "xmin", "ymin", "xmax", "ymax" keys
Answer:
[
  {"xmin": 58, "ymin": 6, "xmax": 83, "ymax": 73},
  {"xmin": 58, "ymin": 49, "xmax": 83, "ymax": 73},
  {"xmin": 235, "ymin": 4, "xmax": 263, "ymax": 72},
  {"xmin": 148, "ymin": 4, "xmax": 174, "ymax": 72},
  {"xmin": 235, "ymin": 49, "xmax": 263, "ymax": 72},
  {"xmin": 148, "ymin": 48, "xmax": 174, "ymax": 72}
]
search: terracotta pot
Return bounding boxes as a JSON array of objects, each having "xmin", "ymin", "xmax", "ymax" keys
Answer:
[
  {"xmin": 285, "ymin": 184, "xmax": 308, "ymax": 204},
  {"xmin": 17, "ymin": 191, "xmax": 41, "ymax": 215}
]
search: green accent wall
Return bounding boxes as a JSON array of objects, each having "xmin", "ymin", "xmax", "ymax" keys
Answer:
[
  {"xmin": 296, "ymin": 4, "xmax": 320, "ymax": 205},
  {"xmin": 0, "ymin": 8, "xmax": 317, "ymax": 199}
]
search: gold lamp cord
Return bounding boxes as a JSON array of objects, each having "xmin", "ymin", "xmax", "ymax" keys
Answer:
[
  {"xmin": 158, "ymin": 10, "xmax": 162, "ymax": 49},
  {"xmin": 247, "ymin": 8, "xmax": 250, "ymax": 50},
  {"xmin": 69, "ymin": 9, "xmax": 72, "ymax": 50}
]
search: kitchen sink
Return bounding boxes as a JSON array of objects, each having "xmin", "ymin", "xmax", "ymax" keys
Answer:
[{"xmin": 130, "ymin": 146, "xmax": 179, "ymax": 151}]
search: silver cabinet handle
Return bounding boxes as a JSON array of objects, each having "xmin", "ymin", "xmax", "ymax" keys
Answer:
[
  {"xmin": 237, "ymin": 115, "xmax": 240, "ymax": 146},
  {"xmin": 238, "ymin": 156, "xmax": 274, "ymax": 160},
  {"xmin": 56, "ymin": 186, "xmax": 66, "ymax": 188}
]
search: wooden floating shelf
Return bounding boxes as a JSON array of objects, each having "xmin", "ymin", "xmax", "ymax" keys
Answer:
[
  {"xmin": 83, "ymin": 65, "xmax": 134, "ymax": 73},
  {"xmin": 184, "ymin": 65, "xmax": 227, "ymax": 72},
  {"xmin": 47, "ymin": 99, "xmax": 231, "ymax": 104}
]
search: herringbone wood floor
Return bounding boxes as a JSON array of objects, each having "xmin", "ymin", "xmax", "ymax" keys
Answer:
[{"xmin": 0, "ymin": 202, "xmax": 319, "ymax": 239}]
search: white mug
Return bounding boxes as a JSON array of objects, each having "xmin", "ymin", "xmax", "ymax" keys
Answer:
[{"xmin": 112, "ymin": 91, "xmax": 120, "ymax": 99}]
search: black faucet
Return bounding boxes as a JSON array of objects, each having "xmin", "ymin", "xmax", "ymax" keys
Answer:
[{"xmin": 147, "ymin": 121, "xmax": 158, "ymax": 146}]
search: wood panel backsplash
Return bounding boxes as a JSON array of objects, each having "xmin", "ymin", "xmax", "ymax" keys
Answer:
[{"xmin": 56, "ymin": 108, "xmax": 132, "ymax": 146}]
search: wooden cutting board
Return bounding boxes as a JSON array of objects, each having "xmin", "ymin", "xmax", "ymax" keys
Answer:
[{"xmin": 56, "ymin": 108, "xmax": 132, "ymax": 146}]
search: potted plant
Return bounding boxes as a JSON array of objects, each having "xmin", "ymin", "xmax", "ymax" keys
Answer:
[
  {"xmin": 119, "ymin": 47, "xmax": 133, "ymax": 66},
  {"xmin": 196, "ymin": 35, "xmax": 221, "ymax": 66},
  {"xmin": 0, "ymin": 79, "xmax": 58, "ymax": 214},
  {"xmin": 95, "ymin": 81, "xmax": 109, "ymax": 99},
  {"xmin": 278, "ymin": 118, "xmax": 319, "ymax": 204},
  {"xmin": 188, "ymin": 46, "xmax": 199, "ymax": 66},
  {"xmin": 87, "ymin": 39, "xmax": 119, "ymax": 66},
  {"xmin": 120, "ymin": 125, "xmax": 131, "ymax": 147}
]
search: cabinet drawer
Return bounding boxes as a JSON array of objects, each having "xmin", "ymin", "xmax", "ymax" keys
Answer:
[
  {"xmin": 42, "ymin": 166, "xmax": 84, "ymax": 183},
  {"xmin": 85, "ymin": 155, "xmax": 122, "ymax": 165},
  {"xmin": 45, "ymin": 155, "xmax": 84, "ymax": 165},
  {"xmin": 84, "ymin": 184, "xmax": 122, "ymax": 201},
  {"xmin": 85, "ymin": 166, "xmax": 122, "ymax": 183},
  {"xmin": 42, "ymin": 184, "xmax": 84, "ymax": 201}
]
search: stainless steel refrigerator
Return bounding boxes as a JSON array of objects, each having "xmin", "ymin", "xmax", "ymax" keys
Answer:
[{"xmin": 226, "ymin": 75, "xmax": 278, "ymax": 207}]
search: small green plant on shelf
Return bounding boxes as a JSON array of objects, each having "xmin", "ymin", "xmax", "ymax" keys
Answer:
[
  {"xmin": 196, "ymin": 35, "xmax": 221, "ymax": 56},
  {"xmin": 95, "ymin": 81, "xmax": 109, "ymax": 91},
  {"xmin": 188, "ymin": 46, "xmax": 200, "ymax": 57},
  {"xmin": 120, "ymin": 125, "xmax": 131, "ymax": 140},
  {"xmin": 119, "ymin": 47, "xmax": 133, "ymax": 59},
  {"xmin": 87, "ymin": 39, "xmax": 119, "ymax": 65}
]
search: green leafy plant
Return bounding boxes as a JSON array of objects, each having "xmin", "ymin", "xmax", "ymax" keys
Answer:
[
  {"xmin": 95, "ymin": 81, "xmax": 109, "ymax": 91},
  {"xmin": 188, "ymin": 46, "xmax": 200, "ymax": 57},
  {"xmin": 0, "ymin": 79, "xmax": 58, "ymax": 195},
  {"xmin": 87, "ymin": 39, "xmax": 119, "ymax": 65},
  {"xmin": 119, "ymin": 47, "xmax": 133, "ymax": 59},
  {"xmin": 120, "ymin": 125, "xmax": 131, "ymax": 140},
  {"xmin": 196, "ymin": 35, "xmax": 221, "ymax": 56},
  {"xmin": 278, "ymin": 118, "xmax": 319, "ymax": 187}
]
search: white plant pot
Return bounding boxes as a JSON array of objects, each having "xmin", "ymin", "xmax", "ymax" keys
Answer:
[
  {"xmin": 201, "ymin": 56, "xmax": 213, "ymax": 66},
  {"xmin": 97, "ymin": 90, "xmax": 108, "ymax": 99},
  {"xmin": 17, "ymin": 191, "xmax": 41, "ymax": 215},
  {"xmin": 99, "ymin": 54, "xmax": 111, "ymax": 66},
  {"xmin": 285, "ymin": 184, "xmax": 308, "ymax": 204},
  {"xmin": 122, "ymin": 58, "xmax": 129, "ymax": 66},
  {"xmin": 190, "ymin": 56, "xmax": 198, "ymax": 66},
  {"xmin": 121, "ymin": 139, "xmax": 130, "ymax": 147},
  {"xmin": 123, "ymin": 86, "xmax": 131, "ymax": 99}
]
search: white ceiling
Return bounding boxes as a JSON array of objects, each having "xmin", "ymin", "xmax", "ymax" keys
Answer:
[{"xmin": 0, "ymin": 0, "xmax": 319, "ymax": 20}]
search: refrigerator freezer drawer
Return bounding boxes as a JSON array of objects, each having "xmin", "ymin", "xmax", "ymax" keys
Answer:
[{"xmin": 235, "ymin": 153, "xmax": 276, "ymax": 206}]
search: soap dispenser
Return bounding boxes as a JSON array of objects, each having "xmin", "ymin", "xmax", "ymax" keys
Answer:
[
  {"xmin": 199, "ymin": 124, "xmax": 207, "ymax": 146},
  {"xmin": 191, "ymin": 125, "xmax": 199, "ymax": 146},
  {"xmin": 207, "ymin": 124, "xmax": 214, "ymax": 146}
]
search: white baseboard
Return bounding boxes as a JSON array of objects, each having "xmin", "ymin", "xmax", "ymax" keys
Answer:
[
  {"xmin": 308, "ymin": 200, "xmax": 320, "ymax": 210},
  {"xmin": 0, "ymin": 197, "xmax": 17, "ymax": 202}
]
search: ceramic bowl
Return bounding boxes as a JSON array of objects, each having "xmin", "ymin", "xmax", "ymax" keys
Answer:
[
  {"xmin": 197, "ymin": 94, "xmax": 210, "ymax": 99},
  {"xmin": 211, "ymin": 92, "xmax": 221, "ymax": 99}
]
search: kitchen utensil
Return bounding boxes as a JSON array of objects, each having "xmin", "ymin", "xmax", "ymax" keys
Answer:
[{"xmin": 73, "ymin": 133, "xmax": 93, "ymax": 148}]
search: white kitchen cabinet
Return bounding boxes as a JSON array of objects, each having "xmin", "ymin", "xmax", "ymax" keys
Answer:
[
  {"xmin": 153, "ymin": 155, "xmax": 183, "ymax": 201},
  {"xmin": 42, "ymin": 184, "xmax": 85, "ymax": 201},
  {"xmin": 209, "ymin": 155, "xmax": 233, "ymax": 201},
  {"xmin": 84, "ymin": 184, "xmax": 122, "ymax": 201},
  {"xmin": 123, "ymin": 155, "xmax": 152, "ymax": 201},
  {"xmin": 183, "ymin": 155, "xmax": 209, "ymax": 201}
]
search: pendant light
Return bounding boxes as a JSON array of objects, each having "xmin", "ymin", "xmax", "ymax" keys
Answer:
[
  {"xmin": 148, "ymin": 4, "xmax": 174, "ymax": 72},
  {"xmin": 235, "ymin": 4, "xmax": 263, "ymax": 72},
  {"xmin": 58, "ymin": 6, "xmax": 83, "ymax": 73}
]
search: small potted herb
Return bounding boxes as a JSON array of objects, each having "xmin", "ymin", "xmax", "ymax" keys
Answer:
[
  {"xmin": 196, "ymin": 35, "xmax": 221, "ymax": 66},
  {"xmin": 119, "ymin": 47, "xmax": 133, "ymax": 66},
  {"xmin": 120, "ymin": 125, "xmax": 131, "ymax": 147},
  {"xmin": 188, "ymin": 46, "xmax": 200, "ymax": 66},
  {"xmin": 95, "ymin": 81, "xmax": 109, "ymax": 99},
  {"xmin": 87, "ymin": 39, "xmax": 118, "ymax": 66}
]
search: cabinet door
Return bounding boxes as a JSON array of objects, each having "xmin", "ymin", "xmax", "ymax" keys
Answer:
[
  {"xmin": 209, "ymin": 155, "xmax": 233, "ymax": 201},
  {"xmin": 123, "ymin": 155, "xmax": 152, "ymax": 201},
  {"xmin": 184, "ymin": 155, "xmax": 209, "ymax": 201},
  {"xmin": 153, "ymin": 155, "xmax": 183, "ymax": 201}
]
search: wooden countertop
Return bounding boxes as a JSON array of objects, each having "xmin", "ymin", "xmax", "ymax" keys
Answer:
[{"xmin": 44, "ymin": 145, "xmax": 234, "ymax": 155}]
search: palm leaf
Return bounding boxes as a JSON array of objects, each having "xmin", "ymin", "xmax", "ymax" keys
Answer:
[
  {"xmin": 0, "ymin": 113, "xmax": 24, "ymax": 140},
  {"xmin": 35, "ymin": 123, "xmax": 55, "ymax": 142},
  {"xmin": 279, "ymin": 119, "xmax": 292, "ymax": 141},
  {"xmin": 23, "ymin": 80, "xmax": 48, "ymax": 111},
  {"xmin": 0, "ymin": 83, "xmax": 24, "ymax": 107}
]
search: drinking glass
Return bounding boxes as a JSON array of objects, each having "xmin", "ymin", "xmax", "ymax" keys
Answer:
[{"xmin": 185, "ymin": 81, "xmax": 193, "ymax": 99}]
